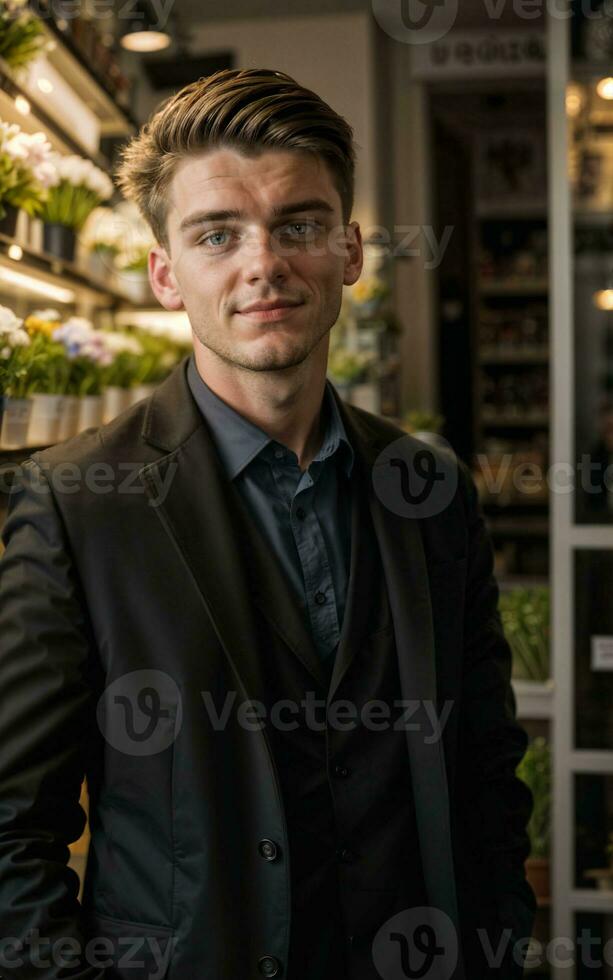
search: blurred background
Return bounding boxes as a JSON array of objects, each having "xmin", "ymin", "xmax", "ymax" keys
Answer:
[{"xmin": 0, "ymin": 1, "xmax": 612, "ymax": 976}]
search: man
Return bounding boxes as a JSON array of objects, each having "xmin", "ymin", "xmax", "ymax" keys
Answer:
[{"xmin": 0, "ymin": 68, "xmax": 536, "ymax": 980}]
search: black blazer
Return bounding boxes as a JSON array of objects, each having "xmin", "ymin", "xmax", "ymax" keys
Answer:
[{"xmin": 0, "ymin": 356, "xmax": 536, "ymax": 980}]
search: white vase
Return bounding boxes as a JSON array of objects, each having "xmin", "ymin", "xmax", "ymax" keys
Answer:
[
  {"xmin": 116, "ymin": 269, "xmax": 150, "ymax": 304},
  {"xmin": 78, "ymin": 395, "xmax": 103, "ymax": 432},
  {"xmin": 129, "ymin": 383, "xmax": 157, "ymax": 406},
  {"xmin": 102, "ymin": 386, "xmax": 131, "ymax": 424},
  {"xmin": 57, "ymin": 395, "xmax": 80, "ymax": 442},
  {"xmin": 0, "ymin": 397, "xmax": 32, "ymax": 449},
  {"xmin": 27, "ymin": 393, "xmax": 64, "ymax": 446}
]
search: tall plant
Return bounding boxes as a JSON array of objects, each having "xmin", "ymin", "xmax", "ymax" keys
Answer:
[
  {"xmin": 516, "ymin": 736, "xmax": 551, "ymax": 860},
  {"xmin": 499, "ymin": 586, "xmax": 550, "ymax": 681},
  {"xmin": 40, "ymin": 155, "xmax": 114, "ymax": 230},
  {"xmin": 0, "ymin": 0, "xmax": 48, "ymax": 71}
]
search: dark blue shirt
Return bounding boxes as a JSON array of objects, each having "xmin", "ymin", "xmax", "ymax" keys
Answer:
[{"xmin": 187, "ymin": 354, "xmax": 354, "ymax": 661}]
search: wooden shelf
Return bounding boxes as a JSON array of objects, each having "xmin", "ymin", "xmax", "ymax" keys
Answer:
[
  {"xmin": 479, "ymin": 347, "xmax": 550, "ymax": 365},
  {"xmin": 0, "ymin": 231, "xmax": 144, "ymax": 307},
  {"xmin": 0, "ymin": 57, "xmax": 110, "ymax": 171},
  {"xmin": 482, "ymin": 413, "xmax": 549, "ymax": 428},
  {"xmin": 478, "ymin": 278, "xmax": 549, "ymax": 296},
  {"xmin": 38, "ymin": 9, "xmax": 136, "ymax": 136}
]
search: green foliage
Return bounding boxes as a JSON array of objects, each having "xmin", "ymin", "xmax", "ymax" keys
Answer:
[
  {"xmin": 0, "ymin": 7, "xmax": 47, "ymax": 70},
  {"xmin": 500, "ymin": 587, "xmax": 550, "ymax": 681},
  {"xmin": 516, "ymin": 736, "xmax": 551, "ymax": 859}
]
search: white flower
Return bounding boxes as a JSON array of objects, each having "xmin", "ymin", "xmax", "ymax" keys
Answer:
[
  {"xmin": 0, "ymin": 346, "xmax": 11, "ymax": 358},
  {"xmin": 0, "ymin": 304, "xmax": 23, "ymax": 336},
  {"xmin": 31, "ymin": 308, "xmax": 61, "ymax": 321},
  {"xmin": 101, "ymin": 331, "xmax": 143, "ymax": 356}
]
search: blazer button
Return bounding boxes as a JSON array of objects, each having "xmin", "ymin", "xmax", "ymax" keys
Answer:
[
  {"xmin": 258, "ymin": 838, "xmax": 279, "ymax": 862},
  {"xmin": 258, "ymin": 954, "xmax": 281, "ymax": 977},
  {"xmin": 336, "ymin": 847, "xmax": 356, "ymax": 863},
  {"xmin": 333, "ymin": 764, "xmax": 349, "ymax": 778}
]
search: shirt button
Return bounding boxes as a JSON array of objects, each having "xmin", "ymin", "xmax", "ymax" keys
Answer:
[
  {"xmin": 314, "ymin": 591, "xmax": 326, "ymax": 605},
  {"xmin": 336, "ymin": 847, "xmax": 356, "ymax": 863},
  {"xmin": 258, "ymin": 955, "xmax": 281, "ymax": 977},
  {"xmin": 333, "ymin": 764, "xmax": 349, "ymax": 778},
  {"xmin": 295, "ymin": 506, "xmax": 306, "ymax": 520},
  {"xmin": 258, "ymin": 839, "xmax": 279, "ymax": 862},
  {"xmin": 274, "ymin": 448, "xmax": 284, "ymax": 459}
]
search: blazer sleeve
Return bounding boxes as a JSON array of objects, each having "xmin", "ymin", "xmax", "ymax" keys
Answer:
[
  {"xmin": 0, "ymin": 457, "xmax": 105, "ymax": 980},
  {"xmin": 455, "ymin": 460, "xmax": 538, "ymax": 976}
]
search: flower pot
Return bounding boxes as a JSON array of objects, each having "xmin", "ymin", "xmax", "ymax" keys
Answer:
[
  {"xmin": 116, "ymin": 269, "xmax": 150, "ymax": 304},
  {"xmin": 88, "ymin": 248, "xmax": 116, "ymax": 282},
  {"xmin": 57, "ymin": 394, "xmax": 80, "ymax": 442},
  {"xmin": 0, "ymin": 204, "xmax": 19, "ymax": 237},
  {"xmin": 102, "ymin": 385, "xmax": 130, "ymax": 424},
  {"xmin": 27, "ymin": 393, "xmax": 64, "ymax": 446},
  {"xmin": 129, "ymin": 383, "xmax": 157, "ymax": 406},
  {"xmin": 43, "ymin": 223, "xmax": 76, "ymax": 263},
  {"xmin": 0, "ymin": 396, "xmax": 32, "ymax": 449},
  {"xmin": 77, "ymin": 395, "xmax": 103, "ymax": 432},
  {"xmin": 525, "ymin": 857, "xmax": 550, "ymax": 902}
]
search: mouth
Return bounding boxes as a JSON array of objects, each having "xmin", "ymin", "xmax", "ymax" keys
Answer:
[{"xmin": 237, "ymin": 303, "xmax": 304, "ymax": 322}]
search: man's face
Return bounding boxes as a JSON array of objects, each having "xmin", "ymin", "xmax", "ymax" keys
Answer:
[{"xmin": 148, "ymin": 146, "xmax": 363, "ymax": 373}]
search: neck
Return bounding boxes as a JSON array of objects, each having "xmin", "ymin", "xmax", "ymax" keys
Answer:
[{"xmin": 192, "ymin": 337, "xmax": 330, "ymax": 472}]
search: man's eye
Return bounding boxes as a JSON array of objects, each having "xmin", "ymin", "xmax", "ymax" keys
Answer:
[
  {"xmin": 199, "ymin": 230, "xmax": 232, "ymax": 247},
  {"xmin": 283, "ymin": 221, "xmax": 317, "ymax": 237}
]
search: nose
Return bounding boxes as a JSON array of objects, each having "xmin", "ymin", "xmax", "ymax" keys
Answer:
[{"xmin": 242, "ymin": 227, "xmax": 292, "ymax": 284}]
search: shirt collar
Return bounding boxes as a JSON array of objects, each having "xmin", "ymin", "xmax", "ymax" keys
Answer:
[{"xmin": 187, "ymin": 352, "xmax": 354, "ymax": 481}]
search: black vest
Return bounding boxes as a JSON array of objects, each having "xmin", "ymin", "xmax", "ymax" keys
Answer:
[{"xmin": 227, "ymin": 452, "xmax": 428, "ymax": 980}]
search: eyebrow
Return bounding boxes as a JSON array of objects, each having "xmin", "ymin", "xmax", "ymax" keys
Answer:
[{"xmin": 179, "ymin": 198, "xmax": 336, "ymax": 234}]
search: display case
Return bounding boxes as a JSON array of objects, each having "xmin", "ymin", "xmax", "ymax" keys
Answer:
[{"xmin": 549, "ymin": 8, "xmax": 613, "ymax": 977}]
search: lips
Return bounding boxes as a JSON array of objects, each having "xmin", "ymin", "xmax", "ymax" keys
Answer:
[{"xmin": 239, "ymin": 299, "xmax": 302, "ymax": 313}]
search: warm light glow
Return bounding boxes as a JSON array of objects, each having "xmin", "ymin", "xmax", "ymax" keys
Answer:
[
  {"xmin": 566, "ymin": 83, "xmax": 584, "ymax": 117},
  {"xmin": 36, "ymin": 77, "xmax": 54, "ymax": 94},
  {"xmin": 120, "ymin": 30, "xmax": 171, "ymax": 52},
  {"xmin": 0, "ymin": 266, "xmax": 75, "ymax": 303},
  {"xmin": 8, "ymin": 244, "xmax": 22, "ymax": 261},
  {"xmin": 14, "ymin": 95, "xmax": 30, "ymax": 115},
  {"xmin": 597, "ymin": 77, "xmax": 613, "ymax": 100},
  {"xmin": 594, "ymin": 288, "xmax": 613, "ymax": 310}
]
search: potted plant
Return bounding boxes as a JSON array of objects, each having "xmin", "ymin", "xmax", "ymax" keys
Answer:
[
  {"xmin": 40, "ymin": 154, "xmax": 114, "ymax": 262},
  {"xmin": 499, "ymin": 586, "xmax": 550, "ymax": 682},
  {"xmin": 0, "ymin": 302, "xmax": 32, "ymax": 448},
  {"xmin": 0, "ymin": 0, "xmax": 49, "ymax": 72},
  {"xmin": 135, "ymin": 332, "xmax": 187, "ymax": 402},
  {"xmin": 79, "ymin": 205, "xmax": 123, "ymax": 281},
  {"xmin": 402, "ymin": 409, "xmax": 447, "ymax": 448},
  {"xmin": 99, "ymin": 330, "xmax": 143, "ymax": 423},
  {"xmin": 327, "ymin": 347, "xmax": 376, "ymax": 402},
  {"xmin": 0, "ymin": 121, "xmax": 55, "ymax": 234},
  {"xmin": 516, "ymin": 736, "xmax": 551, "ymax": 902},
  {"xmin": 51, "ymin": 317, "xmax": 113, "ymax": 431},
  {"xmin": 22, "ymin": 311, "xmax": 70, "ymax": 445},
  {"xmin": 113, "ymin": 203, "xmax": 156, "ymax": 304}
]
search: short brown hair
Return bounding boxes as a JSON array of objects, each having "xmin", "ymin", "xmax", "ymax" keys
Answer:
[{"xmin": 115, "ymin": 67, "xmax": 357, "ymax": 251}]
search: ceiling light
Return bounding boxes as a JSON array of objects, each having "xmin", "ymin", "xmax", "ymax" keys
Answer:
[
  {"xmin": 14, "ymin": 95, "xmax": 30, "ymax": 115},
  {"xmin": 0, "ymin": 266, "xmax": 75, "ymax": 303},
  {"xmin": 594, "ymin": 288, "xmax": 613, "ymax": 311},
  {"xmin": 121, "ymin": 27, "xmax": 171, "ymax": 52},
  {"xmin": 597, "ymin": 77, "xmax": 613, "ymax": 100},
  {"xmin": 37, "ymin": 77, "xmax": 54, "ymax": 94}
]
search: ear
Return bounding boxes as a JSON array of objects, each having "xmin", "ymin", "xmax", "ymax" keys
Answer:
[
  {"xmin": 148, "ymin": 245, "xmax": 185, "ymax": 311},
  {"xmin": 343, "ymin": 221, "xmax": 364, "ymax": 287}
]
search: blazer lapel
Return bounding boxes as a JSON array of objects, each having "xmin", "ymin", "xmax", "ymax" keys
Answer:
[
  {"xmin": 137, "ymin": 359, "xmax": 269, "ymax": 708},
  {"xmin": 330, "ymin": 388, "xmax": 463, "ymax": 954}
]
